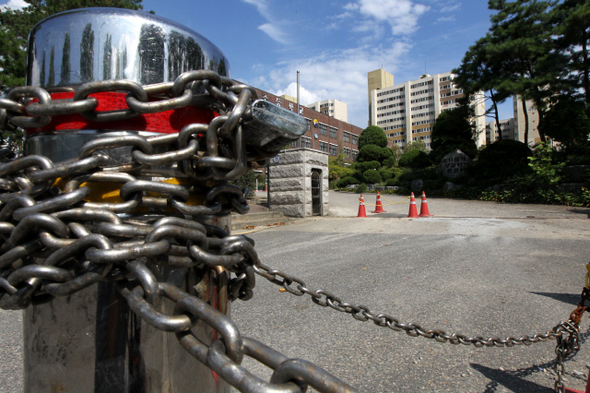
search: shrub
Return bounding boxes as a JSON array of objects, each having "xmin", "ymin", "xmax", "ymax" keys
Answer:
[
  {"xmin": 398, "ymin": 149, "xmax": 430, "ymax": 168},
  {"xmin": 336, "ymin": 176, "xmax": 359, "ymax": 188},
  {"xmin": 363, "ymin": 169, "xmax": 383, "ymax": 184},
  {"xmin": 378, "ymin": 167, "xmax": 394, "ymax": 181},
  {"xmin": 470, "ymin": 140, "xmax": 531, "ymax": 186},
  {"xmin": 383, "ymin": 156, "xmax": 396, "ymax": 168},
  {"xmin": 355, "ymin": 183, "xmax": 368, "ymax": 193}
]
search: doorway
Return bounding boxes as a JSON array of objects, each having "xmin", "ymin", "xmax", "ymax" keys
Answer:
[{"xmin": 311, "ymin": 169, "xmax": 322, "ymax": 216}]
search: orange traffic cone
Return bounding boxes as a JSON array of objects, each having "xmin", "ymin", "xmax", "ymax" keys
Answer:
[
  {"xmin": 357, "ymin": 194, "xmax": 367, "ymax": 217},
  {"xmin": 419, "ymin": 191, "xmax": 432, "ymax": 217},
  {"xmin": 407, "ymin": 192, "xmax": 419, "ymax": 218},
  {"xmin": 372, "ymin": 191, "xmax": 387, "ymax": 213}
]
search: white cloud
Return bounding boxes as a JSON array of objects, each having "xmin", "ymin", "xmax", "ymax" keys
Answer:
[
  {"xmin": 240, "ymin": 0, "xmax": 291, "ymax": 44},
  {"xmin": 0, "ymin": 0, "xmax": 27, "ymax": 9},
  {"xmin": 257, "ymin": 41, "xmax": 412, "ymax": 126},
  {"xmin": 347, "ymin": 0, "xmax": 430, "ymax": 35},
  {"xmin": 258, "ymin": 23, "xmax": 290, "ymax": 45}
]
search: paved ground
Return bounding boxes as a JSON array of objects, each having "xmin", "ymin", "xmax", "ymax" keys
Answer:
[{"xmin": 2, "ymin": 191, "xmax": 590, "ymax": 392}]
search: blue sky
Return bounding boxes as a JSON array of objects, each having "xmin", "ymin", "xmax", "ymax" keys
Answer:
[{"xmin": 3, "ymin": 0, "xmax": 511, "ymax": 127}]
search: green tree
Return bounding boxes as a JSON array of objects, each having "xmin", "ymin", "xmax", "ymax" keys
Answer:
[
  {"xmin": 551, "ymin": 0, "xmax": 590, "ymax": 106},
  {"xmin": 0, "ymin": 0, "xmax": 143, "ymax": 93},
  {"xmin": 328, "ymin": 153, "xmax": 354, "ymax": 185},
  {"xmin": 430, "ymin": 106, "xmax": 477, "ymax": 163},
  {"xmin": 358, "ymin": 125, "xmax": 388, "ymax": 150},
  {"xmin": 487, "ymin": 0, "xmax": 566, "ymax": 144},
  {"xmin": 542, "ymin": 96, "xmax": 590, "ymax": 151},
  {"xmin": 453, "ymin": 34, "xmax": 511, "ymax": 139},
  {"xmin": 357, "ymin": 144, "xmax": 392, "ymax": 163}
]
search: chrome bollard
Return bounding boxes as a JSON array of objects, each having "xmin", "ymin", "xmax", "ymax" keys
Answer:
[{"xmin": 22, "ymin": 8, "xmax": 231, "ymax": 392}]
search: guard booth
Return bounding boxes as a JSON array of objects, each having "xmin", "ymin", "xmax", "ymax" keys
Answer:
[{"xmin": 268, "ymin": 148, "xmax": 329, "ymax": 217}]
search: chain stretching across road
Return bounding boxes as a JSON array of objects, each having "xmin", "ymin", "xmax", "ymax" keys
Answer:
[{"xmin": 0, "ymin": 70, "xmax": 586, "ymax": 393}]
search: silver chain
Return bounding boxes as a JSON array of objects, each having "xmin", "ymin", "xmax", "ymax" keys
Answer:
[
  {"xmin": 0, "ymin": 70, "xmax": 584, "ymax": 392},
  {"xmin": 0, "ymin": 71, "xmax": 355, "ymax": 393}
]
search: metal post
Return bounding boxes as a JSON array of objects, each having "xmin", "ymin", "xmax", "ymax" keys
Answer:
[{"xmin": 21, "ymin": 8, "xmax": 232, "ymax": 392}]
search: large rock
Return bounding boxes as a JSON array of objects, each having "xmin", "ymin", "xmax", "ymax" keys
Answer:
[
  {"xmin": 411, "ymin": 179, "xmax": 424, "ymax": 190},
  {"xmin": 440, "ymin": 149, "xmax": 471, "ymax": 179}
]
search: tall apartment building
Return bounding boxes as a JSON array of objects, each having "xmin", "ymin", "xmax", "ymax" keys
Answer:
[
  {"xmin": 486, "ymin": 118, "xmax": 517, "ymax": 143},
  {"xmin": 305, "ymin": 99, "xmax": 348, "ymax": 123},
  {"xmin": 368, "ymin": 70, "xmax": 486, "ymax": 149},
  {"xmin": 513, "ymin": 95, "xmax": 541, "ymax": 145},
  {"xmin": 368, "ymin": 69, "xmax": 395, "ymax": 125}
]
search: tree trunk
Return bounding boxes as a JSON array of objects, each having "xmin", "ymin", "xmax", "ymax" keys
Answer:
[
  {"xmin": 521, "ymin": 96, "xmax": 530, "ymax": 146},
  {"xmin": 490, "ymin": 89, "xmax": 502, "ymax": 141}
]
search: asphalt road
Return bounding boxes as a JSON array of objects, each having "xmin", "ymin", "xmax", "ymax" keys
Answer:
[{"xmin": 2, "ymin": 191, "xmax": 590, "ymax": 392}]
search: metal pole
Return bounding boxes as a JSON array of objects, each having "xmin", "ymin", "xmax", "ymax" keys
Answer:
[
  {"xmin": 297, "ymin": 70, "xmax": 300, "ymax": 114},
  {"xmin": 22, "ymin": 9, "xmax": 232, "ymax": 392}
]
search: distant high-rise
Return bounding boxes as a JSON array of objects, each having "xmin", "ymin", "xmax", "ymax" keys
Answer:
[
  {"xmin": 368, "ymin": 70, "xmax": 486, "ymax": 149},
  {"xmin": 368, "ymin": 69, "xmax": 394, "ymax": 126},
  {"xmin": 305, "ymin": 99, "xmax": 348, "ymax": 123}
]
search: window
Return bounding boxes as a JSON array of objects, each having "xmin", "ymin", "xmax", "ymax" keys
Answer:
[
  {"xmin": 352, "ymin": 150, "xmax": 358, "ymax": 160},
  {"xmin": 319, "ymin": 141, "xmax": 328, "ymax": 152},
  {"xmin": 329, "ymin": 144, "xmax": 338, "ymax": 155},
  {"xmin": 329, "ymin": 127, "xmax": 337, "ymax": 139},
  {"xmin": 290, "ymin": 139, "xmax": 299, "ymax": 148},
  {"xmin": 343, "ymin": 132, "xmax": 350, "ymax": 143},
  {"xmin": 351, "ymin": 135, "xmax": 358, "ymax": 145},
  {"xmin": 319, "ymin": 123, "xmax": 328, "ymax": 136},
  {"xmin": 301, "ymin": 136, "xmax": 311, "ymax": 148},
  {"xmin": 344, "ymin": 148, "xmax": 350, "ymax": 157}
]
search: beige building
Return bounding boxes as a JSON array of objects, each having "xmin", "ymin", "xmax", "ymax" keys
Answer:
[
  {"xmin": 486, "ymin": 118, "xmax": 517, "ymax": 143},
  {"xmin": 513, "ymin": 95, "xmax": 541, "ymax": 145},
  {"xmin": 305, "ymin": 99, "xmax": 348, "ymax": 123},
  {"xmin": 369, "ymin": 69, "xmax": 486, "ymax": 149}
]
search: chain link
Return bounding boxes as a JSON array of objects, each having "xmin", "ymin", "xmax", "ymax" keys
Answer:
[{"xmin": 0, "ymin": 71, "xmax": 355, "ymax": 392}]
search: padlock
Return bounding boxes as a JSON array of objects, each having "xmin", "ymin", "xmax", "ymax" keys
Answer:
[{"xmin": 243, "ymin": 99, "xmax": 307, "ymax": 160}]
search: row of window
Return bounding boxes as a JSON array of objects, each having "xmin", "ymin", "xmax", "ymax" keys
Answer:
[
  {"xmin": 377, "ymin": 86, "xmax": 404, "ymax": 97},
  {"xmin": 411, "ymin": 111, "xmax": 434, "ymax": 119},
  {"xmin": 412, "ymin": 127, "xmax": 432, "ymax": 134},
  {"xmin": 377, "ymin": 116, "xmax": 405, "ymax": 125},
  {"xmin": 377, "ymin": 102, "xmax": 404, "ymax": 111},
  {"xmin": 383, "ymin": 125, "xmax": 405, "ymax": 131},
  {"xmin": 411, "ymin": 80, "xmax": 433, "ymax": 88},
  {"xmin": 440, "ymin": 75, "xmax": 452, "ymax": 82},
  {"xmin": 377, "ymin": 109, "xmax": 405, "ymax": 118},
  {"xmin": 413, "ymin": 135, "xmax": 431, "ymax": 141},
  {"xmin": 411, "ymin": 103, "xmax": 433, "ymax": 111},
  {"xmin": 411, "ymin": 88, "xmax": 433, "ymax": 96},
  {"xmin": 410, "ymin": 96, "xmax": 433, "ymax": 104},
  {"xmin": 440, "ymin": 90, "xmax": 462, "ymax": 98},
  {"xmin": 412, "ymin": 119, "xmax": 433, "ymax": 126},
  {"xmin": 387, "ymin": 131, "xmax": 405, "ymax": 137},
  {"xmin": 377, "ymin": 95, "xmax": 404, "ymax": 103}
]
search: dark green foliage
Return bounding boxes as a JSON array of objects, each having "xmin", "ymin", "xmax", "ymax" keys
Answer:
[
  {"xmin": 430, "ymin": 106, "xmax": 477, "ymax": 163},
  {"xmin": 542, "ymin": 96, "xmax": 590, "ymax": 151},
  {"xmin": 398, "ymin": 148, "xmax": 430, "ymax": 169},
  {"xmin": 383, "ymin": 156, "xmax": 396, "ymax": 168},
  {"xmin": 355, "ymin": 161, "xmax": 381, "ymax": 172},
  {"xmin": 378, "ymin": 167, "xmax": 393, "ymax": 181},
  {"xmin": 470, "ymin": 140, "xmax": 532, "ymax": 186},
  {"xmin": 336, "ymin": 176, "xmax": 359, "ymax": 188},
  {"xmin": 355, "ymin": 183, "xmax": 368, "ymax": 193},
  {"xmin": 358, "ymin": 126, "xmax": 388, "ymax": 150},
  {"xmin": 357, "ymin": 145, "xmax": 392, "ymax": 163},
  {"xmin": 363, "ymin": 169, "xmax": 382, "ymax": 184}
]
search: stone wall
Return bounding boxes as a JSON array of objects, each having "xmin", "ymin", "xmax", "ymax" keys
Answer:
[{"xmin": 269, "ymin": 148, "xmax": 329, "ymax": 217}]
